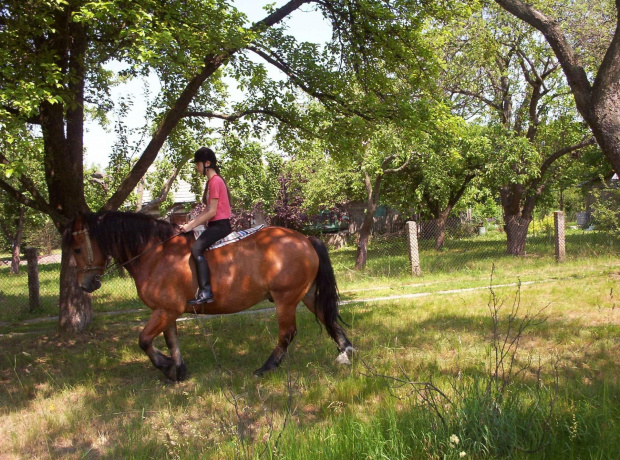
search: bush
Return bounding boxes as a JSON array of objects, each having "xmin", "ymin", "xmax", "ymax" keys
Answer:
[
  {"xmin": 24, "ymin": 221, "xmax": 61, "ymax": 255},
  {"xmin": 591, "ymin": 185, "xmax": 620, "ymax": 233}
]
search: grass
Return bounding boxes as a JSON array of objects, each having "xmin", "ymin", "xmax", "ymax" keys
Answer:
[
  {"xmin": 1, "ymin": 227, "xmax": 618, "ymax": 327},
  {"xmin": 0, "ymin": 260, "xmax": 619, "ymax": 458}
]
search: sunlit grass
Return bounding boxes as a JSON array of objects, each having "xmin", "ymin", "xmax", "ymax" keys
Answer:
[{"xmin": 1, "ymin": 267, "xmax": 619, "ymax": 458}]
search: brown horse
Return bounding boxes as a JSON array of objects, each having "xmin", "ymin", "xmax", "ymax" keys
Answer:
[{"xmin": 63, "ymin": 211, "xmax": 354, "ymax": 381}]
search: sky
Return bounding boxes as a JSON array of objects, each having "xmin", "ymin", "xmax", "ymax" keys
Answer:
[{"xmin": 83, "ymin": 0, "xmax": 332, "ymax": 167}]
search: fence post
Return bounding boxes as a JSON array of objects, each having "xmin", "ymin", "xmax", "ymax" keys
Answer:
[
  {"xmin": 406, "ymin": 221, "xmax": 422, "ymax": 276},
  {"xmin": 554, "ymin": 211, "xmax": 565, "ymax": 263},
  {"xmin": 26, "ymin": 247, "xmax": 40, "ymax": 312}
]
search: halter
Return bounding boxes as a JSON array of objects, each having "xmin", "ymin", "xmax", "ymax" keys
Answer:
[{"xmin": 72, "ymin": 228, "xmax": 106, "ymax": 274}]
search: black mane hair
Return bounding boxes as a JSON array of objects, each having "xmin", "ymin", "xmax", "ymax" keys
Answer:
[{"xmin": 64, "ymin": 211, "xmax": 180, "ymax": 265}]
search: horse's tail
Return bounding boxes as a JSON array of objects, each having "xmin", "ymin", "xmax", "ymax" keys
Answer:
[{"xmin": 308, "ymin": 236, "xmax": 347, "ymax": 338}]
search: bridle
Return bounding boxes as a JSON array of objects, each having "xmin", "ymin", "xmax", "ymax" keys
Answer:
[{"xmin": 72, "ymin": 228, "xmax": 106, "ymax": 274}]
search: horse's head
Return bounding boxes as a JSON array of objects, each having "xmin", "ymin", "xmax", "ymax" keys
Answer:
[{"xmin": 67, "ymin": 214, "xmax": 106, "ymax": 293}]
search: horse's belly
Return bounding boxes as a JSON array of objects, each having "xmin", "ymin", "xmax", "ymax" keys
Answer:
[{"xmin": 183, "ymin": 291, "xmax": 267, "ymax": 315}]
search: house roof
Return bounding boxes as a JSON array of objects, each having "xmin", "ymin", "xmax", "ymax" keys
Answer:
[{"xmin": 141, "ymin": 178, "xmax": 197, "ymax": 205}]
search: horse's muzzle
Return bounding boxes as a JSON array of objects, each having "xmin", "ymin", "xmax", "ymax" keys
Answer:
[{"xmin": 81, "ymin": 274, "xmax": 102, "ymax": 293}]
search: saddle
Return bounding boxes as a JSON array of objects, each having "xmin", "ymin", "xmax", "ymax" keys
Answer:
[{"xmin": 193, "ymin": 224, "xmax": 266, "ymax": 250}]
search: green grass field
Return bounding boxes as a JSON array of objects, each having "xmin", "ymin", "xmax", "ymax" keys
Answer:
[{"xmin": 0, "ymin": 237, "xmax": 619, "ymax": 459}]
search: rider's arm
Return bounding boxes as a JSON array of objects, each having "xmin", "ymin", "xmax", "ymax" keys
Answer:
[{"xmin": 181, "ymin": 199, "xmax": 218, "ymax": 232}]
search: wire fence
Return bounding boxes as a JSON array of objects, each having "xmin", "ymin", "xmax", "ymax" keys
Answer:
[{"xmin": 1, "ymin": 216, "xmax": 618, "ymax": 324}]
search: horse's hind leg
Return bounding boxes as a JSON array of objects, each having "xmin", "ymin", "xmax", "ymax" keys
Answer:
[
  {"xmin": 254, "ymin": 297, "xmax": 298, "ymax": 377},
  {"xmin": 164, "ymin": 322, "xmax": 188, "ymax": 381},
  {"xmin": 302, "ymin": 290, "xmax": 355, "ymax": 365},
  {"xmin": 139, "ymin": 309, "xmax": 184, "ymax": 382}
]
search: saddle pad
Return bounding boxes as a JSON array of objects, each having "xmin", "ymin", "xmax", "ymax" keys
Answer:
[{"xmin": 196, "ymin": 224, "xmax": 267, "ymax": 251}]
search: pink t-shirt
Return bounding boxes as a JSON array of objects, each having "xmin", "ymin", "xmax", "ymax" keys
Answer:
[{"xmin": 205, "ymin": 175, "xmax": 231, "ymax": 221}]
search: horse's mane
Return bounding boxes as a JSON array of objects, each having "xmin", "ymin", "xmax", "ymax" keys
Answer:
[{"xmin": 65, "ymin": 211, "xmax": 181, "ymax": 265}]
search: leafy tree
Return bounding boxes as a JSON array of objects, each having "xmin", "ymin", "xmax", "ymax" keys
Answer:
[
  {"xmin": 0, "ymin": 0, "xmax": 327, "ymax": 333},
  {"xmin": 383, "ymin": 116, "xmax": 491, "ymax": 250},
  {"xmin": 443, "ymin": 5, "xmax": 596, "ymax": 255},
  {"xmin": 0, "ymin": 122, "xmax": 48, "ymax": 272},
  {"xmin": 494, "ymin": 0, "xmax": 620, "ymax": 176}
]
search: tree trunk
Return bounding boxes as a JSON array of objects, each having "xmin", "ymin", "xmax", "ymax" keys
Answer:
[
  {"xmin": 500, "ymin": 184, "xmax": 535, "ymax": 256},
  {"xmin": 41, "ymin": 13, "xmax": 93, "ymax": 334},
  {"xmin": 434, "ymin": 213, "xmax": 449, "ymax": 251},
  {"xmin": 504, "ymin": 215, "xmax": 531, "ymax": 256},
  {"xmin": 58, "ymin": 243, "xmax": 93, "ymax": 335},
  {"xmin": 10, "ymin": 207, "xmax": 25, "ymax": 274},
  {"xmin": 355, "ymin": 205, "xmax": 376, "ymax": 270},
  {"xmin": 355, "ymin": 171, "xmax": 382, "ymax": 270}
]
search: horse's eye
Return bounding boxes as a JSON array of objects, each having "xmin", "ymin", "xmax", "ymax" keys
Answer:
[{"xmin": 74, "ymin": 248, "xmax": 82, "ymax": 254}]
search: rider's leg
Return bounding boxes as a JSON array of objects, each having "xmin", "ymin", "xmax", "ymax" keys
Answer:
[
  {"xmin": 188, "ymin": 249, "xmax": 213, "ymax": 305},
  {"xmin": 188, "ymin": 220, "xmax": 231, "ymax": 305}
]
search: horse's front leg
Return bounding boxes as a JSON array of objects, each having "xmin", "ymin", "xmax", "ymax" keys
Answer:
[
  {"xmin": 163, "ymin": 322, "xmax": 187, "ymax": 381},
  {"xmin": 139, "ymin": 309, "xmax": 183, "ymax": 382}
]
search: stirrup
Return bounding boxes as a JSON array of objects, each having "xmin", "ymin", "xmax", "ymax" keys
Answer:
[{"xmin": 187, "ymin": 289, "xmax": 214, "ymax": 305}]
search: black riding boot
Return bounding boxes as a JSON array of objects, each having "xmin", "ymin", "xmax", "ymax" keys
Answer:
[{"xmin": 188, "ymin": 256, "xmax": 214, "ymax": 305}]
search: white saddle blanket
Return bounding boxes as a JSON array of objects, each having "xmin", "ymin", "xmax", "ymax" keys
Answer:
[{"xmin": 194, "ymin": 224, "xmax": 266, "ymax": 250}]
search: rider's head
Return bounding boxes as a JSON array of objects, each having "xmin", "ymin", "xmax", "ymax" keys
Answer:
[{"xmin": 193, "ymin": 147, "xmax": 218, "ymax": 175}]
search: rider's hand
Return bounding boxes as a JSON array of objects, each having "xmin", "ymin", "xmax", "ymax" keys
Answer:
[{"xmin": 179, "ymin": 223, "xmax": 193, "ymax": 233}]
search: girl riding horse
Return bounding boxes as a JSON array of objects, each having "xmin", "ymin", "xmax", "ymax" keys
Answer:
[{"xmin": 64, "ymin": 211, "xmax": 354, "ymax": 381}]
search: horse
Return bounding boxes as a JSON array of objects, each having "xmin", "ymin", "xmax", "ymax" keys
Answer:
[{"xmin": 63, "ymin": 211, "xmax": 354, "ymax": 381}]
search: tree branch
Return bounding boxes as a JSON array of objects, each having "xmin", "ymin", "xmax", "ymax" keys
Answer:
[
  {"xmin": 494, "ymin": 0, "xmax": 593, "ymax": 111},
  {"xmin": 450, "ymin": 88, "xmax": 503, "ymax": 111},
  {"xmin": 101, "ymin": 0, "xmax": 315, "ymax": 212},
  {"xmin": 137, "ymin": 164, "xmax": 183, "ymax": 214},
  {"xmin": 384, "ymin": 156, "xmax": 411, "ymax": 174},
  {"xmin": 539, "ymin": 137, "xmax": 597, "ymax": 177},
  {"xmin": 0, "ymin": 151, "xmax": 60, "ymax": 219},
  {"xmin": 0, "ymin": 177, "xmax": 66, "ymax": 224},
  {"xmin": 592, "ymin": 0, "xmax": 620, "ymax": 94},
  {"xmin": 248, "ymin": 46, "xmax": 375, "ymax": 121}
]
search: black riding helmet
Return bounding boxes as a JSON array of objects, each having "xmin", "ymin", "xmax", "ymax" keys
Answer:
[{"xmin": 193, "ymin": 147, "xmax": 217, "ymax": 175}]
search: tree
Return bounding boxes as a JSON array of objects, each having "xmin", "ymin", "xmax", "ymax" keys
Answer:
[
  {"xmin": 0, "ymin": 121, "xmax": 48, "ymax": 272},
  {"xmin": 0, "ymin": 0, "xmax": 320, "ymax": 333},
  {"xmin": 415, "ymin": 121, "xmax": 489, "ymax": 250},
  {"xmin": 444, "ymin": 6, "xmax": 596, "ymax": 255},
  {"xmin": 494, "ymin": 0, "xmax": 620, "ymax": 175},
  {"xmin": 322, "ymin": 117, "xmax": 418, "ymax": 270}
]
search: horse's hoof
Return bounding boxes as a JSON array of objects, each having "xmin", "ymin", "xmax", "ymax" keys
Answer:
[
  {"xmin": 177, "ymin": 363, "xmax": 188, "ymax": 381},
  {"xmin": 163, "ymin": 362, "xmax": 187, "ymax": 382},
  {"xmin": 335, "ymin": 346, "xmax": 356, "ymax": 366},
  {"xmin": 335, "ymin": 352, "xmax": 351, "ymax": 365},
  {"xmin": 253, "ymin": 368, "xmax": 266, "ymax": 377}
]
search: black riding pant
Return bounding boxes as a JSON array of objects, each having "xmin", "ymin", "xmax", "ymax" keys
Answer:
[{"xmin": 191, "ymin": 219, "xmax": 232, "ymax": 262}]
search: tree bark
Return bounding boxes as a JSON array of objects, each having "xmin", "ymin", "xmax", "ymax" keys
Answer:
[
  {"xmin": 58, "ymin": 243, "xmax": 93, "ymax": 334},
  {"xmin": 355, "ymin": 171, "xmax": 381, "ymax": 270},
  {"xmin": 500, "ymin": 184, "xmax": 535, "ymax": 256},
  {"xmin": 10, "ymin": 207, "xmax": 25, "ymax": 274},
  {"xmin": 504, "ymin": 214, "xmax": 531, "ymax": 256},
  {"xmin": 433, "ymin": 210, "xmax": 450, "ymax": 251}
]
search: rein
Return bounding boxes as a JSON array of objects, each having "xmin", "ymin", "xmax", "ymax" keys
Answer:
[
  {"xmin": 102, "ymin": 232, "xmax": 182, "ymax": 278},
  {"xmin": 74, "ymin": 227, "xmax": 182, "ymax": 278}
]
